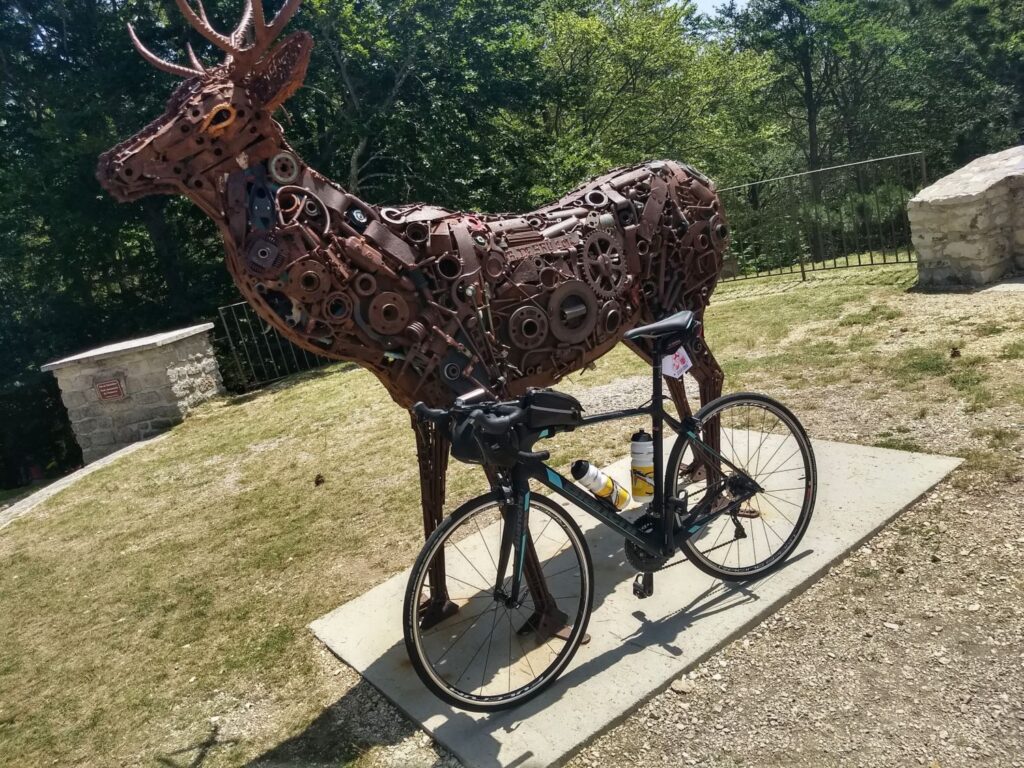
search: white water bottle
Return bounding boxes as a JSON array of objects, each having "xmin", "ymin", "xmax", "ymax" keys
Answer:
[
  {"xmin": 571, "ymin": 460, "xmax": 630, "ymax": 510},
  {"xmin": 630, "ymin": 430, "xmax": 654, "ymax": 503}
]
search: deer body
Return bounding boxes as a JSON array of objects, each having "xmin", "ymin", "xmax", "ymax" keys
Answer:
[{"xmin": 98, "ymin": 0, "xmax": 727, "ymax": 621}]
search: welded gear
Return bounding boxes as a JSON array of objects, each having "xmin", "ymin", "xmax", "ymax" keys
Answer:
[
  {"xmin": 508, "ymin": 306, "xmax": 549, "ymax": 350},
  {"xmin": 288, "ymin": 259, "xmax": 330, "ymax": 302},
  {"xmin": 321, "ymin": 291, "xmax": 354, "ymax": 326},
  {"xmin": 369, "ymin": 292, "xmax": 411, "ymax": 336},
  {"xmin": 581, "ymin": 229, "xmax": 628, "ymax": 299},
  {"xmin": 269, "ymin": 151, "xmax": 300, "ymax": 184}
]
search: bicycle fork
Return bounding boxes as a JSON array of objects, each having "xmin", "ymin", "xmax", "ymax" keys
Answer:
[{"xmin": 494, "ymin": 465, "xmax": 572, "ymax": 642}]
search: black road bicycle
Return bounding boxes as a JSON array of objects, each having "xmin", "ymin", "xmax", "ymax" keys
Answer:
[{"xmin": 404, "ymin": 310, "xmax": 817, "ymax": 711}]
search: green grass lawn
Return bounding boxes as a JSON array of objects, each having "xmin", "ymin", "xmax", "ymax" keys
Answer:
[{"xmin": 1, "ymin": 263, "xmax": 1022, "ymax": 766}]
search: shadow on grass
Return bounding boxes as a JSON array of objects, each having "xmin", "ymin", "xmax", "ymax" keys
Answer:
[{"xmin": 155, "ymin": 724, "xmax": 240, "ymax": 768}]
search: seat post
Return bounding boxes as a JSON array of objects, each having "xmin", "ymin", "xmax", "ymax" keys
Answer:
[{"xmin": 651, "ymin": 339, "xmax": 671, "ymax": 555}]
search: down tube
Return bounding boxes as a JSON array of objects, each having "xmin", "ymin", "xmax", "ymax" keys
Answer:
[{"xmin": 530, "ymin": 464, "xmax": 652, "ymax": 550}]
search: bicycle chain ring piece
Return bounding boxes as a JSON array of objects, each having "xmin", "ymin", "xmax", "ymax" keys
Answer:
[
  {"xmin": 580, "ymin": 229, "xmax": 628, "ymax": 299},
  {"xmin": 624, "ymin": 513, "xmax": 671, "ymax": 573}
]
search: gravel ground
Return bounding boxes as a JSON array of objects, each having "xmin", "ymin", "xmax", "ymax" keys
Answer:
[{"xmin": 296, "ymin": 280, "xmax": 1024, "ymax": 768}]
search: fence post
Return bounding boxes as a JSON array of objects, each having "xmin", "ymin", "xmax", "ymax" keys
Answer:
[
  {"xmin": 919, "ymin": 153, "xmax": 928, "ymax": 186},
  {"xmin": 218, "ymin": 305, "xmax": 249, "ymax": 392}
]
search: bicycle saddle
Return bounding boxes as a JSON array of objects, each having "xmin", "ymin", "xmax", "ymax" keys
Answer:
[{"xmin": 623, "ymin": 309, "xmax": 700, "ymax": 344}]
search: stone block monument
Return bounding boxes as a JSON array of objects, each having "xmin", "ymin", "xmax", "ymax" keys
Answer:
[
  {"xmin": 908, "ymin": 145, "xmax": 1024, "ymax": 287},
  {"xmin": 42, "ymin": 324, "xmax": 224, "ymax": 463}
]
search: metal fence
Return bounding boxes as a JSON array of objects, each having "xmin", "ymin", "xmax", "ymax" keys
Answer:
[
  {"xmin": 215, "ymin": 300, "xmax": 331, "ymax": 391},
  {"xmin": 719, "ymin": 152, "xmax": 928, "ymax": 281}
]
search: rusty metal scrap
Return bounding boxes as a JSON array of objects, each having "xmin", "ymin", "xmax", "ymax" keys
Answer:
[
  {"xmin": 97, "ymin": 5, "xmax": 727, "ymax": 410},
  {"xmin": 97, "ymin": 0, "xmax": 728, "ymax": 624}
]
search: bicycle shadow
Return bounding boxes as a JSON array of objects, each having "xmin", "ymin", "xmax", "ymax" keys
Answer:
[{"xmin": 249, "ymin": 545, "xmax": 813, "ymax": 768}]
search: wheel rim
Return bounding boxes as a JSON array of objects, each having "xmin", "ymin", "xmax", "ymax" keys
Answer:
[
  {"xmin": 674, "ymin": 400, "xmax": 813, "ymax": 575},
  {"xmin": 409, "ymin": 499, "xmax": 590, "ymax": 706}
]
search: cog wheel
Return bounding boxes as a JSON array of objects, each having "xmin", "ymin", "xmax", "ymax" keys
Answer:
[{"xmin": 580, "ymin": 229, "xmax": 628, "ymax": 299}]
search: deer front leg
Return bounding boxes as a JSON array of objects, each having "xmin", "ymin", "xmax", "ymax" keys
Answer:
[
  {"xmin": 411, "ymin": 414, "xmax": 459, "ymax": 630},
  {"xmin": 659, "ymin": 339, "xmax": 723, "ymax": 488},
  {"xmin": 481, "ymin": 465, "xmax": 584, "ymax": 644}
]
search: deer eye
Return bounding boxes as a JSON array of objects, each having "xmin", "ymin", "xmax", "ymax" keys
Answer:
[{"xmin": 201, "ymin": 104, "xmax": 236, "ymax": 135}]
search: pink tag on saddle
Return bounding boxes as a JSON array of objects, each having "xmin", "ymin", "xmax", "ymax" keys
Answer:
[{"xmin": 662, "ymin": 347, "xmax": 693, "ymax": 379}]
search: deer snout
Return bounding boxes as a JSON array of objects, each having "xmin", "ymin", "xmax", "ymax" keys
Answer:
[{"xmin": 96, "ymin": 149, "xmax": 161, "ymax": 202}]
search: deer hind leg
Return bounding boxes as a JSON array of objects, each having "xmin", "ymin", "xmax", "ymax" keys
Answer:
[
  {"xmin": 685, "ymin": 337, "xmax": 725, "ymax": 485},
  {"xmin": 411, "ymin": 414, "xmax": 459, "ymax": 630}
]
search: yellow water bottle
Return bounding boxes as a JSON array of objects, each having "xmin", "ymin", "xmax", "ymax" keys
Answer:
[{"xmin": 571, "ymin": 460, "xmax": 630, "ymax": 510}]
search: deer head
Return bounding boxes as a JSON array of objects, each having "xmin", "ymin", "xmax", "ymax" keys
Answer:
[{"xmin": 97, "ymin": 0, "xmax": 310, "ymax": 212}]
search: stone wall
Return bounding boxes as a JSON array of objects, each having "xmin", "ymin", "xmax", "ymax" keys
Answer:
[
  {"xmin": 908, "ymin": 146, "xmax": 1024, "ymax": 287},
  {"xmin": 42, "ymin": 324, "xmax": 223, "ymax": 463}
]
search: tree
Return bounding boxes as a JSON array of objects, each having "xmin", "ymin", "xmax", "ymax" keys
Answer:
[{"xmin": 531, "ymin": 0, "xmax": 779, "ymax": 197}]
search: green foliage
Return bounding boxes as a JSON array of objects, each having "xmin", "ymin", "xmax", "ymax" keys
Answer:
[{"xmin": 0, "ymin": 0, "xmax": 1020, "ymax": 485}]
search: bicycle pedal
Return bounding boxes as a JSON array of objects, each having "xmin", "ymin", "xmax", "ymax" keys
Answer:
[{"xmin": 632, "ymin": 572, "xmax": 654, "ymax": 599}]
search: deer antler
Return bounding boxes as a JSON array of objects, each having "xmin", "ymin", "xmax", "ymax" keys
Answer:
[
  {"xmin": 128, "ymin": 23, "xmax": 203, "ymax": 79},
  {"xmin": 233, "ymin": 0, "xmax": 304, "ymax": 71},
  {"xmin": 130, "ymin": 1, "xmax": 302, "ymax": 80},
  {"xmin": 185, "ymin": 42, "xmax": 207, "ymax": 73},
  {"xmin": 173, "ymin": 0, "xmax": 238, "ymax": 53}
]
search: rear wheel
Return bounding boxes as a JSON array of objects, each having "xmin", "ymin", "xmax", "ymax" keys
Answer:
[
  {"xmin": 667, "ymin": 392, "xmax": 816, "ymax": 581},
  {"xmin": 403, "ymin": 492, "xmax": 593, "ymax": 711}
]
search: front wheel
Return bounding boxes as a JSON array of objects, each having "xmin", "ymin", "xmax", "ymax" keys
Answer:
[
  {"xmin": 667, "ymin": 392, "xmax": 817, "ymax": 581},
  {"xmin": 403, "ymin": 492, "xmax": 594, "ymax": 712}
]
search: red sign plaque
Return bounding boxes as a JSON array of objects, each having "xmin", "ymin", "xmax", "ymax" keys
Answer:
[{"xmin": 96, "ymin": 378, "xmax": 125, "ymax": 401}]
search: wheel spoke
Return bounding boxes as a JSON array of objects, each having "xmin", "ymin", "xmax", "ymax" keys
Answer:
[
  {"xmin": 408, "ymin": 498, "xmax": 590, "ymax": 708},
  {"xmin": 678, "ymin": 397, "xmax": 814, "ymax": 576}
]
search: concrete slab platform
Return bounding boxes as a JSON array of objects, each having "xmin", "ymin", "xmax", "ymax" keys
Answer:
[{"xmin": 311, "ymin": 437, "xmax": 961, "ymax": 768}]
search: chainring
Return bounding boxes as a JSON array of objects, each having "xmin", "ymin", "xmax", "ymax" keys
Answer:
[{"xmin": 624, "ymin": 513, "xmax": 671, "ymax": 573}]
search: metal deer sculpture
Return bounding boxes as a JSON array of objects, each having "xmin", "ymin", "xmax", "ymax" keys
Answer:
[{"xmin": 98, "ymin": 0, "xmax": 727, "ymax": 626}]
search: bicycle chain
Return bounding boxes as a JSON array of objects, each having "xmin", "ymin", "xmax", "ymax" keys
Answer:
[{"xmin": 648, "ymin": 534, "xmax": 744, "ymax": 573}]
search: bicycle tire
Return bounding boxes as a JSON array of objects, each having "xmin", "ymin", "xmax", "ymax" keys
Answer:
[
  {"xmin": 666, "ymin": 392, "xmax": 817, "ymax": 581},
  {"xmin": 403, "ymin": 491, "xmax": 594, "ymax": 711}
]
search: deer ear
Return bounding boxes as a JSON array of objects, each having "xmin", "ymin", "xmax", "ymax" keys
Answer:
[{"xmin": 249, "ymin": 31, "xmax": 313, "ymax": 112}]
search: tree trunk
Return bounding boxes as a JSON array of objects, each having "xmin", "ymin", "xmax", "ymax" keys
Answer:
[
  {"xmin": 140, "ymin": 198, "xmax": 187, "ymax": 318},
  {"xmin": 802, "ymin": 56, "xmax": 825, "ymax": 262}
]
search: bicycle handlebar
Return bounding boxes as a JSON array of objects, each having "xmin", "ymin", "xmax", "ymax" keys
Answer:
[
  {"xmin": 412, "ymin": 400, "xmax": 550, "ymax": 462},
  {"xmin": 412, "ymin": 402, "xmax": 449, "ymax": 425}
]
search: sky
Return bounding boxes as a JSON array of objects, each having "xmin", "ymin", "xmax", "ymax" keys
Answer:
[{"xmin": 692, "ymin": 0, "xmax": 747, "ymax": 16}]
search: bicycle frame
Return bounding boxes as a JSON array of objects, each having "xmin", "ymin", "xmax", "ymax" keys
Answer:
[{"xmin": 492, "ymin": 341, "xmax": 761, "ymax": 606}]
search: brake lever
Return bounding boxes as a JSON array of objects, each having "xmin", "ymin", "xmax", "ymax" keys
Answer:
[{"xmin": 518, "ymin": 449, "xmax": 550, "ymax": 462}]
